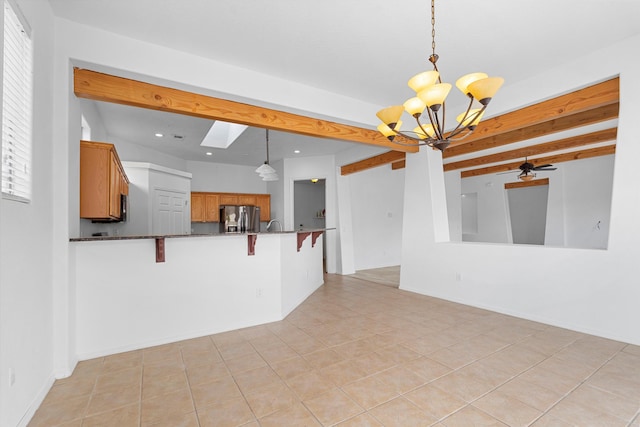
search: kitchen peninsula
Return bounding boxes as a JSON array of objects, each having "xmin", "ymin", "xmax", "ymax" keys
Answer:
[{"xmin": 70, "ymin": 229, "xmax": 329, "ymax": 359}]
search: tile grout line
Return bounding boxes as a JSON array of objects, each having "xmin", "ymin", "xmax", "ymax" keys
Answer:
[{"xmin": 180, "ymin": 342, "xmax": 201, "ymax": 427}]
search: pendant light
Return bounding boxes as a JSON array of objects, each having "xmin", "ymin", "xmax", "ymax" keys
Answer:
[{"xmin": 256, "ymin": 129, "xmax": 278, "ymax": 181}]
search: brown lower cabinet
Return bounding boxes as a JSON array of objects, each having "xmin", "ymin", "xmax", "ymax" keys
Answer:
[{"xmin": 191, "ymin": 192, "xmax": 270, "ymax": 223}]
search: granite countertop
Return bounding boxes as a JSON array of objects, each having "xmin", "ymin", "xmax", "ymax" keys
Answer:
[{"xmin": 69, "ymin": 229, "xmax": 332, "ymax": 242}]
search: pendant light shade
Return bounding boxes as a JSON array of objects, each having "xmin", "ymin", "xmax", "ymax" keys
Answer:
[{"xmin": 256, "ymin": 163, "xmax": 276, "ymax": 175}]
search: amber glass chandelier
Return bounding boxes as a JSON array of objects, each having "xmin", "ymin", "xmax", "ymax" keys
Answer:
[{"xmin": 376, "ymin": 0, "xmax": 504, "ymax": 151}]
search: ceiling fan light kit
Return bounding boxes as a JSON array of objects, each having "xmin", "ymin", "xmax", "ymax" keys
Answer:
[
  {"xmin": 506, "ymin": 158, "xmax": 557, "ymax": 181},
  {"xmin": 376, "ymin": 0, "xmax": 504, "ymax": 151}
]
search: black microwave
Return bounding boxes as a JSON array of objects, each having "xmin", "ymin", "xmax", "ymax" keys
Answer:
[{"xmin": 120, "ymin": 193, "xmax": 128, "ymax": 222}]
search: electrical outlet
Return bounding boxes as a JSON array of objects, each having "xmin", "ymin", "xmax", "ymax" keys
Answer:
[
  {"xmin": 256, "ymin": 288, "xmax": 263, "ymax": 298},
  {"xmin": 455, "ymin": 272, "xmax": 463, "ymax": 282}
]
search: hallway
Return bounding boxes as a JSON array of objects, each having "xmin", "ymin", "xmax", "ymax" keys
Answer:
[{"xmin": 29, "ymin": 274, "xmax": 640, "ymax": 426}]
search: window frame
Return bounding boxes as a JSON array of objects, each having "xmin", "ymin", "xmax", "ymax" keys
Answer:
[{"xmin": 1, "ymin": 0, "xmax": 33, "ymax": 203}]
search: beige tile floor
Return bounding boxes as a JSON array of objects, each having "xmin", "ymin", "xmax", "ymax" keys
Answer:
[
  {"xmin": 29, "ymin": 273, "xmax": 640, "ymax": 426},
  {"xmin": 349, "ymin": 266, "xmax": 400, "ymax": 288}
]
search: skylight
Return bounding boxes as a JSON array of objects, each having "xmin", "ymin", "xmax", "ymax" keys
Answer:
[{"xmin": 200, "ymin": 121, "xmax": 248, "ymax": 149}]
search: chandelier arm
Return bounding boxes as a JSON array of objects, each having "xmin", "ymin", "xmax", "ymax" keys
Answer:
[
  {"xmin": 445, "ymin": 97, "xmax": 475, "ymax": 138},
  {"xmin": 447, "ymin": 127, "xmax": 475, "ymax": 142},
  {"xmin": 441, "ymin": 98, "xmax": 446, "ymax": 138},
  {"xmin": 423, "ymin": 107, "xmax": 443, "ymax": 140},
  {"xmin": 432, "ymin": 110, "xmax": 445, "ymax": 141},
  {"xmin": 447, "ymin": 99, "xmax": 486, "ymax": 139},
  {"xmin": 414, "ymin": 115, "xmax": 437, "ymax": 143},
  {"xmin": 387, "ymin": 131, "xmax": 433, "ymax": 146}
]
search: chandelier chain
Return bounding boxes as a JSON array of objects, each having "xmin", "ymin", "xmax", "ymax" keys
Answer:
[{"xmin": 431, "ymin": 0, "xmax": 436, "ymax": 56}]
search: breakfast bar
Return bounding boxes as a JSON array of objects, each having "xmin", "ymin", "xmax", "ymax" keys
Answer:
[{"xmin": 69, "ymin": 230, "xmax": 328, "ymax": 359}]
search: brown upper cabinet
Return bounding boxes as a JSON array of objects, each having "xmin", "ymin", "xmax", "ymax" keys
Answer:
[
  {"xmin": 80, "ymin": 140, "xmax": 129, "ymax": 221},
  {"xmin": 191, "ymin": 192, "xmax": 270, "ymax": 222},
  {"xmin": 191, "ymin": 192, "xmax": 221, "ymax": 222}
]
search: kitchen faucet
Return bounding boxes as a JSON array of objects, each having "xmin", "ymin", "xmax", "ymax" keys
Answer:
[{"xmin": 266, "ymin": 219, "xmax": 282, "ymax": 232}]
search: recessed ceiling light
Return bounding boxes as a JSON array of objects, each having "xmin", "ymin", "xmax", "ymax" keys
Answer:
[
  {"xmin": 206, "ymin": 152, "xmax": 213, "ymax": 156},
  {"xmin": 155, "ymin": 133, "xmax": 164, "ymax": 137},
  {"xmin": 294, "ymin": 150, "xmax": 300, "ymax": 154}
]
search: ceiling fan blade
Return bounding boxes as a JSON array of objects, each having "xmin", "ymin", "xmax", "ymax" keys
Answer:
[
  {"xmin": 535, "ymin": 167, "xmax": 557, "ymax": 171},
  {"xmin": 532, "ymin": 164, "xmax": 553, "ymax": 170}
]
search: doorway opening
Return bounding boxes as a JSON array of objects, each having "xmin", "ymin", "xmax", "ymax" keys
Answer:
[
  {"xmin": 293, "ymin": 179, "xmax": 326, "ymax": 230},
  {"xmin": 293, "ymin": 178, "xmax": 326, "ymax": 269},
  {"xmin": 506, "ymin": 184, "xmax": 549, "ymax": 245}
]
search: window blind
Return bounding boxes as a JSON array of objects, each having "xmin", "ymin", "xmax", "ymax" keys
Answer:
[{"xmin": 2, "ymin": 0, "xmax": 32, "ymax": 202}]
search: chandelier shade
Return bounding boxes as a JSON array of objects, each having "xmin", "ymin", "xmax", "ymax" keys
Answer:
[
  {"xmin": 417, "ymin": 83, "xmax": 451, "ymax": 110},
  {"xmin": 455, "ymin": 72, "xmax": 488, "ymax": 95},
  {"xmin": 376, "ymin": 0, "xmax": 504, "ymax": 151},
  {"xmin": 376, "ymin": 106, "xmax": 404, "ymax": 128},
  {"xmin": 403, "ymin": 98, "xmax": 426, "ymax": 117},
  {"xmin": 467, "ymin": 77, "xmax": 505, "ymax": 105},
  {"xmin": 408, "ymin": 70, "xmax": 440, "ymax": 93}
]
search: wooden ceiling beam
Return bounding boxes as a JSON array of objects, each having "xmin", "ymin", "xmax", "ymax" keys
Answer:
[
  {"xmin": 443, "ymin": 103, "xmax": 619, "ymax": 158},
  {"xmin": 391, "ymin": 160, "xmax": 406, "ymax": 170},
  {"xmin": 444, "ymin": 127, "xmax": 617, "ymax": 172},
  {"xmin": 449, "ymin": 77, "xmax": 619, "ymax": 150},
  {"xmin": 340, "ymin": 150, "xmax": 406, "ymax": 175},
  {"xmin": 505, "ymin": 178, "xmax": 549, "ymax": 189},
  {"xmin": 73, "ymin": 68, "xmax": 418, "ymax": 153},
  {"xmin": 460, "ymin": 145, "xmax": 616, "ymax": 178}
]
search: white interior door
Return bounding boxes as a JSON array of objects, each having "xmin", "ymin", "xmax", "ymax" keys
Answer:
[{"xmin": 153, "ymin": 188, "xmax": 189, "ymax": 235}]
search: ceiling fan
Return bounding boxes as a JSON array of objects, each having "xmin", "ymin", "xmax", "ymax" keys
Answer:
[{"xmin": 502, "ymin": 158, "xmax": 557, "ymax": 181}]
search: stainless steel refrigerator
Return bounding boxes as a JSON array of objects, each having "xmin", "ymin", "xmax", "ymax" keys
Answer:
[{"xmin": 219, "ymin": 205, "xmax": 261, "ymax": 233}]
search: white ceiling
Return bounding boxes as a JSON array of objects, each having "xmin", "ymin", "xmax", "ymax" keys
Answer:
[
  {"xmin": 89, "ymin": 100, "xmax": 368, "ymax": 166},
  {"xmin": 52, "ymin": 0, "xmax": 640, "ymax": 166}
]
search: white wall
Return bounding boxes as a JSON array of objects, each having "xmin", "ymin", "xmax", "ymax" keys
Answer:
[
  {"xmin": 78, "ymin": 98, "xmax": 108, "ymax": 141},
  {"xmin": 112, "ymin": 136, "xmax": 187, "ymax": 172},
  {"xmin": 187, "ymin": 160, "xmax": 267, "ymax": 194},
  {"xmin": 74, "ymin": 233, "xmax": 323, "ymax": 358},
  {"xmin": 0, "ymin": 1, "xmax": 56, "ymax": 426},
  {"xmin": 562, "ymin": 156, "xmax": 614, "ymax": 249},
  {"xmin": 401, "ymin": 34, "xmax": 640, "ymax": 346},
  {"xmin": 451, "ymin": 155, "xmax": 614, "ymax": 249},
  {"xmin": 348, "ymin": 165, "xmax": 405, "ymax": 270}
]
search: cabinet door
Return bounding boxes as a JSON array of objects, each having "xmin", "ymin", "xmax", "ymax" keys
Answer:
[
  {"xmin": 238, "ymin": 195, "xmax": 257, "ymax": 205},
  {"xmin": 219, "ymin": 194, "xmax": 238, "ymax": 205},
  {"xmin": 191, "ymin": 193, "xmax": 204, "ymax": 222},
  {"xmin": 204, "ymin": 194, "xmax": 220, "ymax": 222},
  {"xmin": 80, "ymin": 143, "xmax": 110, "ymax": 218},
  {"xmin": 109, "ymin": 151, "xmax": 121, "ymax": 218},
  {"xmin": 256, "ymin": 195, "xmax": 271, "ymax": 222}
]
